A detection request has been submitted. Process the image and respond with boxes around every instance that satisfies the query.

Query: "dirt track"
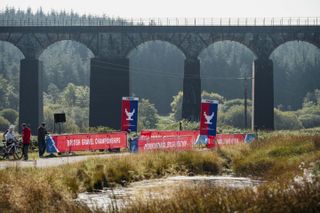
[0,152,130,169]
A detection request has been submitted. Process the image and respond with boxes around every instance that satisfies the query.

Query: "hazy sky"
[1,0,320,18]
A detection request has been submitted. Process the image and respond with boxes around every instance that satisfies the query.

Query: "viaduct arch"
[0,25,319,131]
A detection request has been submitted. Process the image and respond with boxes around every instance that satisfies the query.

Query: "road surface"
[0,152,130,169]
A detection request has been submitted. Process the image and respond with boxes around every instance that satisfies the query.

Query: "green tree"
[0,108,18,124]
[303,89,320,106]
[170,91,226,121]
[170,91,183,120]
[62,83,77,106]
[138,99,159,130]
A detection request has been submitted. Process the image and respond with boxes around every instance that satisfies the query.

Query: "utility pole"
[244,76,248,129]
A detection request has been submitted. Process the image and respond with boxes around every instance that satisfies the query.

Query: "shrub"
[157,118,199,130]
[0,115,10,132]
[88,126,115,133]
[274,109,303,130]
[201,91,226,104]
[298,114,320,129]
[0,108,18,124]
[222,98,252,112]
[222,105,252,129]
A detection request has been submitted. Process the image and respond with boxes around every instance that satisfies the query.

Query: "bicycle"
[0,139,23,160]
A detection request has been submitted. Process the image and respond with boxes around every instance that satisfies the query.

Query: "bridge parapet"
[0,17,319,27]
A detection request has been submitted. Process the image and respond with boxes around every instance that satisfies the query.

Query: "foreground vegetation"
[0,131,320,212]
[121,130,320,213]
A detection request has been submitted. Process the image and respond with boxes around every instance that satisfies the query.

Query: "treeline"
[0,7,125,25]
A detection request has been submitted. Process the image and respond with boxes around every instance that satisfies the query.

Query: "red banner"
[138,130,198,151]
[52,132,127,153]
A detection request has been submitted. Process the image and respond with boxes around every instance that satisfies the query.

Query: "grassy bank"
[220,132,320,180]
[0,131,320,212]
[122,176,320,213]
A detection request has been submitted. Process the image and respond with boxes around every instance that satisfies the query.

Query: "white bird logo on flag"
[203,111,214,124]
[125,108,135,121]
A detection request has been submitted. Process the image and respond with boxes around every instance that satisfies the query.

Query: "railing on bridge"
[0,17,319,27]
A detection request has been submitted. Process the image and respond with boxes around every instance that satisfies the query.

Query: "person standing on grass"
[21,123,31,161]
[37,122,48,157]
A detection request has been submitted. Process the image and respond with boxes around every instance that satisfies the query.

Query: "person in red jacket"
[21,123,31,161]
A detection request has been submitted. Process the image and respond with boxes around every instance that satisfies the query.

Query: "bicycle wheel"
[0,147,6,160]
[14,145,23,160]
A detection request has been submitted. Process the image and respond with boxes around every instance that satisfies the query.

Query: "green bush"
[222,98,252,113]
[222,105,252,129]
[0,116,10,132]
[0,108,18,124]
[299,114,320,128]
[88,126,115,133]
[274,109,303,130]
[157,117,199,130]
[201,91,226,104]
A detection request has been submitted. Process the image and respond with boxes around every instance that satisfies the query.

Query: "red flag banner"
[200,99,219,136]
[138,130,198,151]
[51,132,127,153]
[121,97,139,132]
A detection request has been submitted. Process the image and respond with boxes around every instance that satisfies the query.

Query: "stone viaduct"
[0,23,319,132]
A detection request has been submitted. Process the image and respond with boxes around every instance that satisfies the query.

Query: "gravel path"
[0,152,130,169]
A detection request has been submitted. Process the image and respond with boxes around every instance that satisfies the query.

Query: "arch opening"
[128,40,186,118]
[271,41,320,110]
[39,40,94,132]
[198,40,256,129]
[199,41,256,98]
[0,41,24,130]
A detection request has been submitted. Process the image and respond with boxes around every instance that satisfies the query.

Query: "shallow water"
[76,175,261,211]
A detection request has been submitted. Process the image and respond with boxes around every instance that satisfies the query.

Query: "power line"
[90,59,253,80]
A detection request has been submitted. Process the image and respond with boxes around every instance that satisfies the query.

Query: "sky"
[1,0,320,18]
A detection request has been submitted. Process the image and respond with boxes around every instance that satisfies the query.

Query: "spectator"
[37,122,48,157]
[21,123,31,161]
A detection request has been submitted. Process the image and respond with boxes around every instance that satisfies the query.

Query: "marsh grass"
[232,134,320,180]
[0,151,222,212]
[120,178,320,213]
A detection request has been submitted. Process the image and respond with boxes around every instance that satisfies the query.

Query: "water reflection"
[77,175,261,211]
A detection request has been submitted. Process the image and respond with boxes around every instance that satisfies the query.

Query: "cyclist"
[4,125,17,146]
